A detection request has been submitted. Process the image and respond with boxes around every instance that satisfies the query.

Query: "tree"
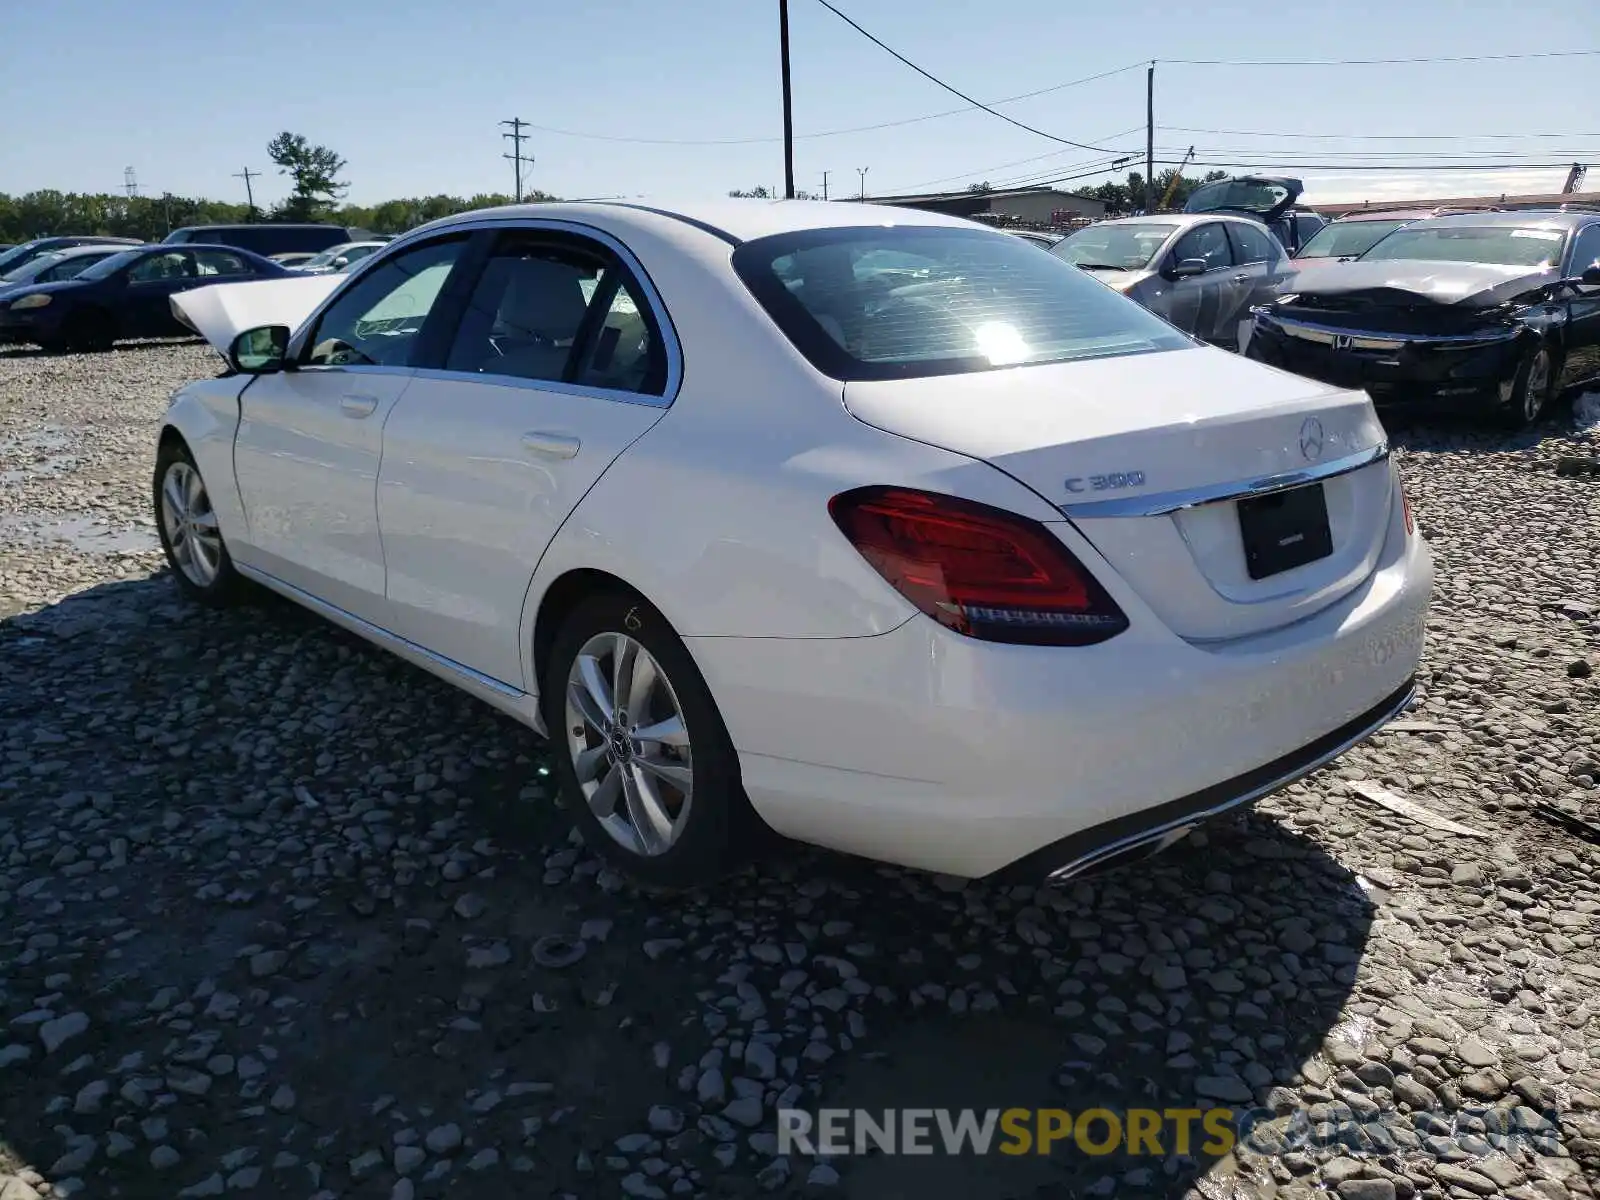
[267,132,348,221]
[728,186,772,199]
[966,181,993,194]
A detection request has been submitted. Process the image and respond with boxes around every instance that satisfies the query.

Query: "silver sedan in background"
[1051,213,1292,350]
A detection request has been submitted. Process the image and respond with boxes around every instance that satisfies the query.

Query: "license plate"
[1237,483,1333,580]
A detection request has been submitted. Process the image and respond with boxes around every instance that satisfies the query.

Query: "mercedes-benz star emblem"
[1299,417,1325,461]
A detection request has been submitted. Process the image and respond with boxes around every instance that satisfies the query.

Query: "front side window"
[1169,223,1232,272]
[128,252,194,282]
[1051,222,1178,271]
[1297,219,1410,260]
[1565,225,1600,275]
[304,238,465,368]
[1225,221,1278,265]
[194,250,250,277]
[1362,225,1566,268]
[733,225,1190,382]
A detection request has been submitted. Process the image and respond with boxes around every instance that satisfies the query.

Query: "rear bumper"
[988,677,1413,882]
[686,501,1432,879]
[1249,313,1525,408]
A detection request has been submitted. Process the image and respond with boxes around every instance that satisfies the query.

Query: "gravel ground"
[1,341,1597,1200]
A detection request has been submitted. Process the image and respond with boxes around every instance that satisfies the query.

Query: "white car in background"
[157,200,1431,887]
[291,240,387,274]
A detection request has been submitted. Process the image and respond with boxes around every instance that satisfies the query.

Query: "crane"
[1160,146,1196,210]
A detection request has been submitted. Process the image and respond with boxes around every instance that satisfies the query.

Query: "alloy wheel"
[1523,349,1550,423]
[564,631,694,857]
[159,461,223,588]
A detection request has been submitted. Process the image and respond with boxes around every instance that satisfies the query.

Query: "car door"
[231,234,472,622]
[1159,222,1234,340]
[124,250,200,336]
[376,226,674,687]
[1221,221,1286,351]
[1558,222,1600,392]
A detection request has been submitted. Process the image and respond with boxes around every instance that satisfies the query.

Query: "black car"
[0,244,292,352]
[0,236,143,278]
[1247,211,1600,426]
[164,224,356,256]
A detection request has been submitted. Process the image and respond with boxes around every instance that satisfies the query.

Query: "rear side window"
[194,249,251,277]
[1226,221,1279,265]
[733,226,1188,382]
[444,234,666,395]
[1169,223,1232,271]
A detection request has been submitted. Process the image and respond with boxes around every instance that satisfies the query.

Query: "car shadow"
[1,574,1372,1199]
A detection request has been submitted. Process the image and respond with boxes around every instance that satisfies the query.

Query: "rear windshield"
[1361,225,1566,268]
[1297,219,1410,260]
[732,226,1190,381]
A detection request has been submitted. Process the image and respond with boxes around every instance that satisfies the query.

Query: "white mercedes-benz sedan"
[155,199,1432,887]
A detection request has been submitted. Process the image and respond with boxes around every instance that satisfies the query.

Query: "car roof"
[1077,213,1254,232]
[42,244,129,258]
[1413,210,1596,232]
[418,198,984,246]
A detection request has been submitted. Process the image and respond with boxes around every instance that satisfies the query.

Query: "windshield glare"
[732,226,1191,382]
[76,250,143,280]
[1052,223,1178,270]
[0,242,47,273]
[1297,220,1410,259]
[1,252,66,283]
[1361,226,1566,268]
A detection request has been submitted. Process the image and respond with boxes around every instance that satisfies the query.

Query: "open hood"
[171,274,343,355]
[1184,175,1304,223]
[1280,259,1557,308]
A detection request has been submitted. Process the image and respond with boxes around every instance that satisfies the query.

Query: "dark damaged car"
[1246,212,1600,426]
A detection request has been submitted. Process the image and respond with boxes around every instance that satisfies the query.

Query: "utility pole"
[779,0,796,199]
[123,167,138,198]
[233,166,261,217]
[500,118,535,202]
[820,171,829,201]
[1144,62,1155,214]
[857,167,869,200]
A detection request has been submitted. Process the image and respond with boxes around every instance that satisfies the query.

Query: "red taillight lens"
[828,486,1128,646]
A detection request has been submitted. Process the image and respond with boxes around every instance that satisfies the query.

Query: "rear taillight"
[828,486,1128,646]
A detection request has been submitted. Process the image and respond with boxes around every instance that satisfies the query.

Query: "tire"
[64,309,115,352]
[153,440,245,607]
[1499,343,1554,429]
[542,589,763,888]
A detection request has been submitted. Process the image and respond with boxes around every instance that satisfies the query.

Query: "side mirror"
[1580,264,1600,286]
[1165,257,1209,280]
[229,325,290,374]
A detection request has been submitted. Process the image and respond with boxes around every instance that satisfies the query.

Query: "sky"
[3,0,1597,211]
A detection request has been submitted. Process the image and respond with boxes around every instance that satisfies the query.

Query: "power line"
[520,61,1145,148]
[1160,49,1600,66]
[886,126,1146,192]
[1162,124,1600,141]
[810,0,1126,152]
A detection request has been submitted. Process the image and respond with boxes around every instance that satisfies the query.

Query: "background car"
[1248,210,1600,425]
[0,244,291,352]
[1291,207,1495,261]
[268,251,321,268]
[1005,229,1062,250]
[0,244,130,294]
[0,235,142,278]
[156,199,1429,888]
[1052,212,1291,348]
[163,224,356,257]
[290,240,387,273]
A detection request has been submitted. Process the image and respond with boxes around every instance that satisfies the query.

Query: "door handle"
[1232,273,1251,283]
[521,431,581,460]
[340,394,379,418]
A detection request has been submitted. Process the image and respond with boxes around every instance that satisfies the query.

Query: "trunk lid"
[843,345,1393,641]
[1184,175,1304,223]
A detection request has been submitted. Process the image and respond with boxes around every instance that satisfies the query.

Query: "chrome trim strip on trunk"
[1057,441,1390,518]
